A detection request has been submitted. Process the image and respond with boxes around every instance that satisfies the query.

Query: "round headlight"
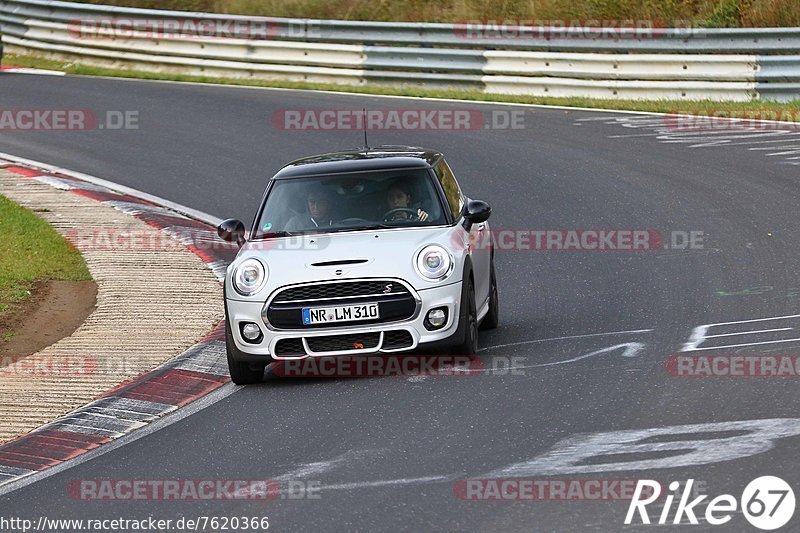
[415,245,452,280]
[233,258,267,296]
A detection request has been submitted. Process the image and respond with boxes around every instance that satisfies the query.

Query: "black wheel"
[225,317,266,385]
[480,261,499,330]
[455,281,479,355]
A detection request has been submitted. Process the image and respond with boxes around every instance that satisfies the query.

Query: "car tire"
[480,261,499,330]
[225,317,266,385]
[455,281,479,355]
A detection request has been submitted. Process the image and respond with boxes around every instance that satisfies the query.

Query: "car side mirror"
[217,218,246,247]
[464,200,491,226]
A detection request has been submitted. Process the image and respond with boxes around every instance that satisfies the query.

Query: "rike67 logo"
[626,476,795,530]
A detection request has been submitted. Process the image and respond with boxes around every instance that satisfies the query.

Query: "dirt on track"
[0,280,97,361]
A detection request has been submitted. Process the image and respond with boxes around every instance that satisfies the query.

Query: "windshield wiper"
[257,231,296,238]
[327,224,394,233]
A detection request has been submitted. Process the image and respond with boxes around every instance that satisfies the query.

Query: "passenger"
[285,189,335,231]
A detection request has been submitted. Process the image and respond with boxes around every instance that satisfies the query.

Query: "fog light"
[425,308,448,330]
[242,323,262,342]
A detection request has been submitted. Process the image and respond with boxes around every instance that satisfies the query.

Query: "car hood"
[228,225,468,300]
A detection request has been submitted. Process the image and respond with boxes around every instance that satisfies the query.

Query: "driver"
[285,189,335,231]
[385,181,429,222]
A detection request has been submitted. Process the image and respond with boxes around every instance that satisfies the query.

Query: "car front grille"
[265,279,417,330]
[382,330,414,350]
[306,333,381,353]
[274,338,305,357]
[271,330,414,358]
[273,280,410,303]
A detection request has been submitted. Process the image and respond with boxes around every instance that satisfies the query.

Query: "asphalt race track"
[2,73,800,531]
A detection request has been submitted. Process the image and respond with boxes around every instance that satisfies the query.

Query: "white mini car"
[217,146,498,383]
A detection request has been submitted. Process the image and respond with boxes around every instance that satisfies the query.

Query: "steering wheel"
[382,208,419,222]
[334,217,370,226]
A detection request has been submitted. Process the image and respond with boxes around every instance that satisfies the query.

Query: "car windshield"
[253,169,446,238]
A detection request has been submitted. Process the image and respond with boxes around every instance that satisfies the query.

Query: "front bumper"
[226,281,463,360]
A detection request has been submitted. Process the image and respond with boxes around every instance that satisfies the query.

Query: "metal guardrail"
[1,0,798,101]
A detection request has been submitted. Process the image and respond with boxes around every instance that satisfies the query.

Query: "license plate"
[302,303,380,325]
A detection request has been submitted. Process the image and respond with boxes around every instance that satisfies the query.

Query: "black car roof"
[273,146,444,179]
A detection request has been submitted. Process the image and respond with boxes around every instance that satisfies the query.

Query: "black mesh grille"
[274,281,409,303]
[383,330,414,350]
[274,338,306,357]
[267,280,417,330]
[307,333,381,353]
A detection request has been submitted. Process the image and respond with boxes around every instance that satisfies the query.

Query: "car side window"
[434,160,465,221]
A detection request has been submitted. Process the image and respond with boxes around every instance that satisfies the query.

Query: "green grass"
[7,53,800,121]
[64,0,800,27]
[0,194,92,320]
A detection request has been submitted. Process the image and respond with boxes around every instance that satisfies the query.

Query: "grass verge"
[0,194,92,319]
[6,53,800,121]
[63,0,800,27]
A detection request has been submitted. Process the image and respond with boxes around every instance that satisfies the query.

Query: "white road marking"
[683,314,800,351]
[479,329,652,352]
[0,465,35,482]
[699,313,800,327]
[750,144,800,151]
[608,133,664,139]
[704,327,793,338]
[514,342,645,369]
[690,337,800,351]
[462,343,646,374]
[272,450,384,481]
[487,418,800,477]
[228,451,438,497]
[767,149,800,156]
[586,116,800,165]
[316,476,450,492]
[0,67,65,76]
